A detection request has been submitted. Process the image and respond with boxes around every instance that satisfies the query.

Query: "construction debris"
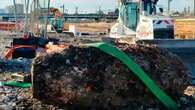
[11,73,26,82]
[0,58,32,73]
[185,86,195,98]
[32,43,192,109]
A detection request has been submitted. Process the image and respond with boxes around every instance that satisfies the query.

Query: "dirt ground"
[72,19,195,39]
[72,22,115,34]
[175,19,195,39]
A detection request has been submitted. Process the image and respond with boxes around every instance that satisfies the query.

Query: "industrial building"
[6,4,24,14]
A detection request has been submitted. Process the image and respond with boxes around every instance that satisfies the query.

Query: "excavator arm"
[48,7,64,19]
[48,7,65,33]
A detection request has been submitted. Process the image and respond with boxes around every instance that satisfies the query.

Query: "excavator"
[110,0,174,39]
[109,0,195,84]
[48,7,64,33]
[48,7,69,33]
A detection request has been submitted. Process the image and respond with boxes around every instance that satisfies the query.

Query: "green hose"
[0,81,31,88]
[84,42,178,110]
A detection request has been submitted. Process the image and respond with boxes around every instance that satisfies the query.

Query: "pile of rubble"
[32,43,194,109]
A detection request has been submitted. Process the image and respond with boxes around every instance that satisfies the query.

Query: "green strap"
[84,42,177,110]
[0,81,31,88]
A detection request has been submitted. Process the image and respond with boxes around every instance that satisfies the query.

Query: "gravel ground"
[0,73,59,110]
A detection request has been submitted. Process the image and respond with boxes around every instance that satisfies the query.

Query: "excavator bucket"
[137,39,195,85]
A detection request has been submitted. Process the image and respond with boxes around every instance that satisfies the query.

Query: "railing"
[0,13,118,19]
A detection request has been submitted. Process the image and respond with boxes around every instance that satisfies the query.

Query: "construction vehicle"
[46,7,75,38]
[109,0,195,84]
[110,0,174,39]
[48,7,69,33]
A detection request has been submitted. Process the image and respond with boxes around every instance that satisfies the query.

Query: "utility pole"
[44,0,50,38]
[168,0,172,14]
[62,4,65,14]
[24,0,30,34]
[194,0,195,16]
[98,6,101,15]
[75,6,79,23]
[33,0,40,35]
[13,0,18,36]
[31,0,38,33]
[75,6,78,15]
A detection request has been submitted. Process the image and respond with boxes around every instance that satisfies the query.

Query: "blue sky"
[0,0,194,13]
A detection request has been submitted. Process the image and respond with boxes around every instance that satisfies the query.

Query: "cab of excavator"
[124,0,153,31]
[124,1,139,31]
